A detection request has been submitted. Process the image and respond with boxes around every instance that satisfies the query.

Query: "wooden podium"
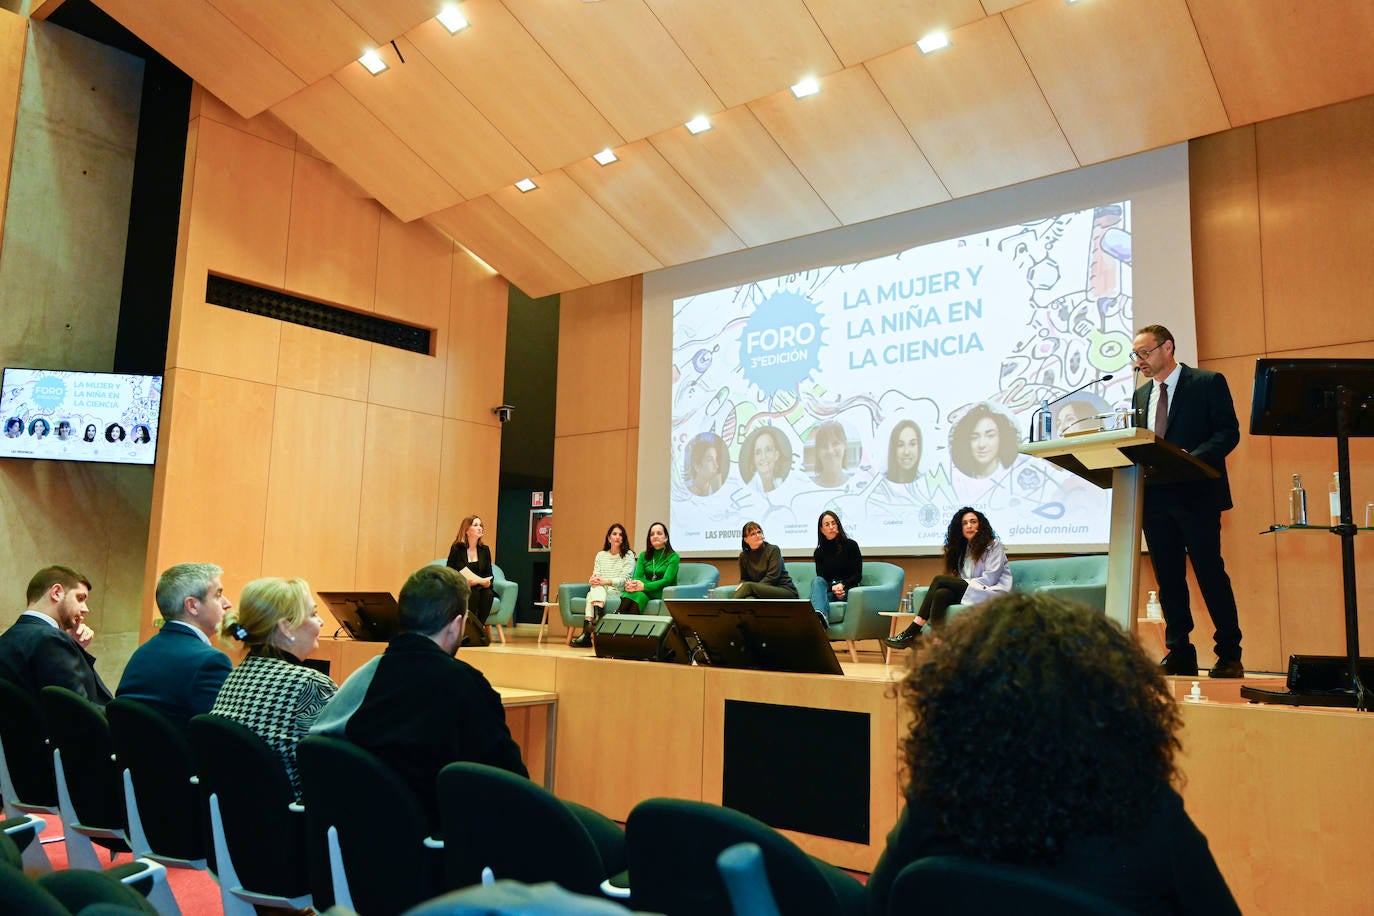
[1020,427,1219,629]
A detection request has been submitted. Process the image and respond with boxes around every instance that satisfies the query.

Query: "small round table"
[533,601,557,644]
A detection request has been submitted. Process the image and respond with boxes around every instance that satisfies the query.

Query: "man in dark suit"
[116,562,234,731]
[1131,324,1244,678]
[0,566,113,705]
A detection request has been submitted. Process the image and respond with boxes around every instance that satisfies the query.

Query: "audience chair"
[886,855,1136,915]
[188,714,312,916]
[624,797,863,916]
[1,827,157,915]
[436,762,625,897]
[107,699,208,870]
[39,687,132,869]
[0,678,60,820]
[1,812,51,874]
[717,842,781,916]
[296,736,444,916]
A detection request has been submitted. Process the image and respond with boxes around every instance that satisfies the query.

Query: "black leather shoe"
[1209,659,1244,679]
[570,627,593,649]
[884,627,921,650]
[1159,651,1199,676]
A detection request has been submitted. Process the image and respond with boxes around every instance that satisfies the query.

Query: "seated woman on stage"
[618,522,679,614]
[212,577,335,801]
[447,514,495,646]
[810,510,862,629]
[732,521,798,599]
[885,506,1010,650]
[867,594,1239,916]
[571,523,637,648]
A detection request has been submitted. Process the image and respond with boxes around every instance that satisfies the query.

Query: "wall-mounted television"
[1,368,163,466]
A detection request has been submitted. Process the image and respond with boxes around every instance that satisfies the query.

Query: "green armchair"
[429,559,517,644]
[944,555,1108,625]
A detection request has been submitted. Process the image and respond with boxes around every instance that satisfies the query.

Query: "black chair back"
[887,855,1137,915]
[625,797,861,916]
[38,687,129,847]
[436,761,609,896]
[0,678,58,810]
[106,698,205,863]
[187,713,310,899]
[296,735,443,916]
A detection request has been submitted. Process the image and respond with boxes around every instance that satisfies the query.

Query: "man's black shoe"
[1209,659,1245,679]
[1159,651,1199,676]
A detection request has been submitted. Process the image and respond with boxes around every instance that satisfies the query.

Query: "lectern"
[1020,427,1219,631]
[1245,358,1373,711]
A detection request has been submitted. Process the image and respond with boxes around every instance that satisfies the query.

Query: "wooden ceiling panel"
[203,0,371,85]
[806,0,986,67]
[1187,0,1374,128]
[749,66,948,226]
[644,0,842,108]
[92,0,303,117]
[500,0,723,141]
[405,4,623,175]
[978,0,1033,13]
[489,170,663,285]
[333,36,533,199]
[329,0,438,45]
[426,197,589,299]
[1004,0,1229,165]
[271,76,463,222]
[649,106,840,247]
[565,139,746,267]
[866,16,1078,199]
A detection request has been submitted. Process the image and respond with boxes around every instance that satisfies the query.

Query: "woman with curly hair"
[885,506,1010,650]
[867,594,1238,915]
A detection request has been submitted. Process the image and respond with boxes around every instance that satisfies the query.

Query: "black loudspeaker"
[1287,654,1374,691]
[593,614,689,663]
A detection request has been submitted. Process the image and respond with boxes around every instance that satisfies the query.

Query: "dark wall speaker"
[593,614,689,663]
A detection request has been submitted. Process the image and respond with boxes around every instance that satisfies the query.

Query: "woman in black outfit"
[731,521,797,599]
[809,510,862,630]
[446,514,495,646]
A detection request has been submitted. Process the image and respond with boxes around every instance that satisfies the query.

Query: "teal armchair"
[645,562,720,615]
[944,555,1108,624]
[429,559,518,644]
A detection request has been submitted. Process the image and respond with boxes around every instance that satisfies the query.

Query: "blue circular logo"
[33,375,66,409]
[738,292,823,395]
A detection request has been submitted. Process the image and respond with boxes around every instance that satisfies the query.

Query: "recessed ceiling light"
[685,115,712,135]
[790,77,820,99]
[358,50,388,75]
[916,32,950,54]
[593,148,618,166]
[514,178,537,192]
[436,5,468,33]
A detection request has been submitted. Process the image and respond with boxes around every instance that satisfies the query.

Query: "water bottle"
[1289,474,1308,526]
[1145,590,1162,620]
[1329,471,1341,525]
[1034,399,1053,442]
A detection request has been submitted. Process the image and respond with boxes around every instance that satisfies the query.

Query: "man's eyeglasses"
[1131,341,1166,362]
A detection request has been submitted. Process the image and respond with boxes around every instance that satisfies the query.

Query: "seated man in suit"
[116,562,234,731]
[0,566,113,705]
[312,564,527,825]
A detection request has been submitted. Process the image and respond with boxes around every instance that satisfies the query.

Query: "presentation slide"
[1,368,163,466]
[668,202,1135,553]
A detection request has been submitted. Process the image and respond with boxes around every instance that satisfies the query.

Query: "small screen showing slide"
[1,368,163,466]
[669,202,1135,553]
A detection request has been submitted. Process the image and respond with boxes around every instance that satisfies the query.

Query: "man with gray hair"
[116,562,234,731]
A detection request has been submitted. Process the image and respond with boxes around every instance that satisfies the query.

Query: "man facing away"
[116,562,234,731]
[0,566,113,705]
[1131,323,1244,678]
[311,564,527,827]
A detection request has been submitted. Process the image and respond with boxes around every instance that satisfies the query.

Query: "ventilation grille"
[206,274,432,355]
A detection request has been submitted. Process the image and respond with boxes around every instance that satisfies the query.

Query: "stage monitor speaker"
[1288,654,1374,692]
[593,614,689,663]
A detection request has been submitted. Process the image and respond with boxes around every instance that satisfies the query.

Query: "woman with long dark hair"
[618,522,679,614]
[571,523,637,648]
[447,514,495,646]
[731,521,797,599]
[885,506,1010,650]
[810,510,862,629]
[868,594,1238,915]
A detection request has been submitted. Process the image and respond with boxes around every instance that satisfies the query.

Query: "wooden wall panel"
[191,84,298,149]
[444,251,509,423]
[283,152,382,310]
[435,418,502,559]
[275,322,372,400]
[260,387,367,585]
[354,404,445,590]
[549,429,632,590]
[1189,127,1265,361]
[555,279,637,437]
[1255,94,1374,352]
[144,368,276,637]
